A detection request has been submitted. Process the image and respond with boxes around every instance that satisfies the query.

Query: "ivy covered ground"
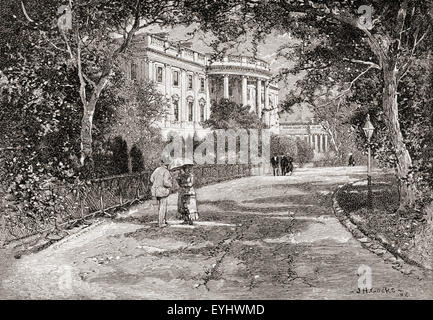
[337,176,433,270]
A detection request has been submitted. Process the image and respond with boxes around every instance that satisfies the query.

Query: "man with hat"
[150,155,173,228]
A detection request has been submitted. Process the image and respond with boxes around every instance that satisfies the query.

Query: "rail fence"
[1,163,259,246]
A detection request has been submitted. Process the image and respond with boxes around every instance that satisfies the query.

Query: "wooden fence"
[1,163,259,246]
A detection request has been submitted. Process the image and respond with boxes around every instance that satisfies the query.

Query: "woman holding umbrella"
[170,159,199,225]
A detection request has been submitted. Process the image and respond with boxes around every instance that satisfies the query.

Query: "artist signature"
[354,287,410,297]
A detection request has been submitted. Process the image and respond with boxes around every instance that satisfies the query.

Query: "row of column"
[148,59,210,123]
[222,74,270,124]
[310,134,329,153]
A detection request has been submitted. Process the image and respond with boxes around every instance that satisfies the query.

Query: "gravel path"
[1,166,432,299]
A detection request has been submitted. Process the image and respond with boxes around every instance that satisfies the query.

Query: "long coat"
[176,170,199,220]
[150,166,172,198]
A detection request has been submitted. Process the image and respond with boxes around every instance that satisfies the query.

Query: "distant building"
[279,103,331,156]
[123,33,279,138]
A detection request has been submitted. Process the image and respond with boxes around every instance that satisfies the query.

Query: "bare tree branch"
[319,65,376,108]
[343,58,381,69]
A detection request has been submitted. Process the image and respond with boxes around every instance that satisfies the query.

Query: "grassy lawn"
[337,175,425,255]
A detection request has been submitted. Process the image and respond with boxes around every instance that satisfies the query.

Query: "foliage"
[295,139,314,166]
[338,175,431,269]
[270,134,297,157]
[193,0,433,208]
[107,77,169,172]
[0,0,181,231]
[205,98,264,130]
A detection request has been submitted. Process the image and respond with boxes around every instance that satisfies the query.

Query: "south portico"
[207,56,279,133]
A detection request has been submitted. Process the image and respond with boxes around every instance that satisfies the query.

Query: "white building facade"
[124,33,280,138]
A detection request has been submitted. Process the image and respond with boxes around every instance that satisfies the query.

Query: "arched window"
[187,74,193,90]
[172,70,179,87]
[156,65,163,83]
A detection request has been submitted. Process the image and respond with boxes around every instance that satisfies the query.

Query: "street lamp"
[363,114,375,209]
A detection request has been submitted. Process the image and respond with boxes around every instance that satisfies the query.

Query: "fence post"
[137,176,141,199]
[99,181,104,213]
[79,186,85,218]
[119,178,123,205]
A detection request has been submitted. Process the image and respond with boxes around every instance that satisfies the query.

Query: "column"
[148,60,153,80]
[325,135,328,152]
[314,135,319,153]
[165,65,172,121]
[181,69,187,122]
[319,135,324,153]
[256,78,262,117]
[242,76,248,106]
[223,74,229,99]
[264,81,270,125]
[193,72,199,123]
[205,76,211,120]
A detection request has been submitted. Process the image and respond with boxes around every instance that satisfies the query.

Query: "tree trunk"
[382,62,417,208]
[127,145,133,174]
[80,101,95,165]
[79,78,108,166]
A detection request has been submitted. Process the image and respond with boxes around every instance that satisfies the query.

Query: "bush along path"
[333,179,433,279]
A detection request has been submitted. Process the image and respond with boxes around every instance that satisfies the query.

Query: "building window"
[187,74,193,90]
[188,101,193,122]
[200,101,205,122]
[200,78,205,92]
[131,62,137,80]
[173,99,179,121]
[172,70,179,87]
[156,66,163,83]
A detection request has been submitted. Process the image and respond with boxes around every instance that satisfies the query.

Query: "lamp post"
[363,114,375,210]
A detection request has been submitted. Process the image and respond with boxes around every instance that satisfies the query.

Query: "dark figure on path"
[348,153,355,167]
[281,155,289,176]
[271,155,279,176]
[287,156,294,175]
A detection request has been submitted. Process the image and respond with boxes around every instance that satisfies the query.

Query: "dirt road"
[1,167,432,299]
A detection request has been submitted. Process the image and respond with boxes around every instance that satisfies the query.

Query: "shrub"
[270,135,297,157]
[296,139,314,166]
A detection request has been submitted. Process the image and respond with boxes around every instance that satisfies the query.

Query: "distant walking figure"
[287,156,294,175]
[281,155,289,176]
[150,158,173,228]
[348,153,356,167]
[271,155,279,176]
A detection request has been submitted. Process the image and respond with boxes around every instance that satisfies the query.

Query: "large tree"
[229,0,433,208]
[6,0,191,165]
